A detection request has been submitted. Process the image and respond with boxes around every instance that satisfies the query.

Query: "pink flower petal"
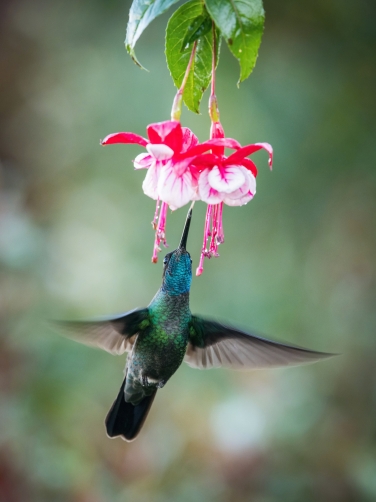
[198,170,224,205]
[101,132,148,146]
[191,153,218,171]
[147,120,183,154]
[210,121,225,156]
[207,165,245,194]
[157,162,195,210]
[146,143,174,161]
[134,153,153,169]
[169,158,193,177]
[210,121,225,139]
[181,127,199,152]
[223,193,253,206]
[241,158,258,177]
[223,168,256,206]
[142,162,160,200]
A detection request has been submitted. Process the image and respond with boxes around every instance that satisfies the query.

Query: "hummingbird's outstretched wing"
[52,308,149,356]
[185,316,336,370]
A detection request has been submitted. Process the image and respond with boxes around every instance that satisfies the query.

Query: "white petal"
[224,192,254,206]
[192,188,201,201]
[181,127,199,152]
[157,162,195,210]
[226,167,255,199]
[146,143,174,161]
[142,163,160,200]
[208,165,245,194]
[134,153,153,169]
[223,168,256,206]
[198,169,224,205]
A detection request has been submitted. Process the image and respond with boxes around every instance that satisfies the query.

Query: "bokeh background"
[1,0,375,500]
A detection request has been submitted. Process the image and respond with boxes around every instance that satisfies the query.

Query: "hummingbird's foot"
[140,374,166,389]
[141,374,149,387]
[141,374,160,388]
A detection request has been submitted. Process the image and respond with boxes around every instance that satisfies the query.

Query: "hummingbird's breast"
[129,291,191,384]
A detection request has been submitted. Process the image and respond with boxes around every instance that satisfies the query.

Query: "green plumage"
[125,288,191,404]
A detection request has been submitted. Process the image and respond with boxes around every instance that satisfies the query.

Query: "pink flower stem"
[209,22,220,123]
[152,201,169,263]
[171,41,198,121]
[211,21,216,97]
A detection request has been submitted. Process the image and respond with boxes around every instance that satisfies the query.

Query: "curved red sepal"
[241,158,258,177]
[147,121,183,153]
[101,132,148,147]
[181,137,242,159]
[190,153,218,174]
[226,142,273,169]
[204,137,242,150]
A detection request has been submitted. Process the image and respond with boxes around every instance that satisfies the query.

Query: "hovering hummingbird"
[56,209,334,442]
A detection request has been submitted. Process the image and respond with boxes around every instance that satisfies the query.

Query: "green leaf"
[181,13,212,51]
[204,0,264,83]
[125,0,180,68]
[166,0,220,114]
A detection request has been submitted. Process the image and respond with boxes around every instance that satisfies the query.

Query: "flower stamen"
[152,201,169,263]
[152,199,160,230]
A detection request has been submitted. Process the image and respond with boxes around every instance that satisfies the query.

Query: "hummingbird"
[56,208,334,442]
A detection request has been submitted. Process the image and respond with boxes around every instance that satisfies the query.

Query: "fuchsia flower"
[193,121,273,275]
[102,120,198,209]
[101,36,273,274]
[101,120,238,262]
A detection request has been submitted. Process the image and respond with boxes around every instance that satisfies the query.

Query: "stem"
[211,21,216,98]
[209,22,220,123]
[171,41,198,121]
[180,41,197,95]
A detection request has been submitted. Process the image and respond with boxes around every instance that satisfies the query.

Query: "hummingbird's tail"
[105,379,157,442]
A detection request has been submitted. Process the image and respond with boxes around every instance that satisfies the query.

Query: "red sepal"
[190,153,219,174]
[101,132,148,147]
[204,137,242,150]
[147,121,183,154]
[210,121,226,156]
[241,158,258,177]
[226,142,273,169]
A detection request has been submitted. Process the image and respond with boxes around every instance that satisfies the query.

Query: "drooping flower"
[101,120,239,262]
[197,141,273,206]
[102,121,194,207]
[102,120,192,261]
[193,121,273,275]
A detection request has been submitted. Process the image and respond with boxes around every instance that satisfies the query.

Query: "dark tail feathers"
[105,379,157,441]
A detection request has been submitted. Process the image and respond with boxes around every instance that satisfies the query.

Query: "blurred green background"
[1,0,375,501]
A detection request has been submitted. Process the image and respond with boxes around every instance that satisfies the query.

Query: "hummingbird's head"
[162,209,193,296]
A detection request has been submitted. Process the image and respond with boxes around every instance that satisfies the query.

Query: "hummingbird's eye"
[163,256,169,265]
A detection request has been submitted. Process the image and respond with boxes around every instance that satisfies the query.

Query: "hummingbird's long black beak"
[179,208,192,250]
